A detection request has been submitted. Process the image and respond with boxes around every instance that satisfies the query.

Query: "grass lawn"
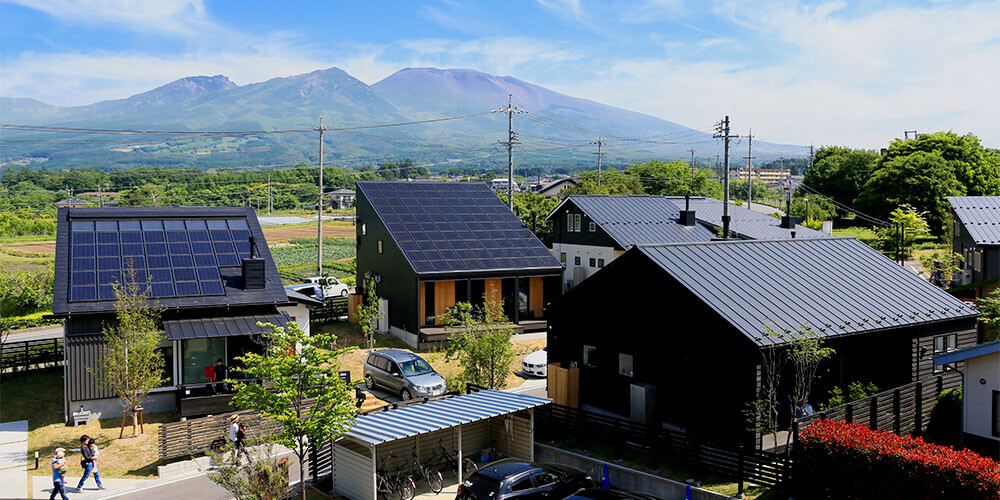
[1,369,174,484]
[316,322,546,392]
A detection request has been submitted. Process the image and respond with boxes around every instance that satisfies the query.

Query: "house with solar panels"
[546,237,979,446]
[51,207,297,421]
[354,181,564,347]
[546,195,716,290]
[947,196,1000,305]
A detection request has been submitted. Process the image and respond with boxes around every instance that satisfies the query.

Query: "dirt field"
[262,221,356,242]
[2,242,56,254]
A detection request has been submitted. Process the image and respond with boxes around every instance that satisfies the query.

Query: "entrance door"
[377,299,389,332]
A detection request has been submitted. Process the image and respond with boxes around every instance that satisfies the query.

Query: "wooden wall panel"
[529,277,544,317]
[434,281,456,319]
[419,282,426,326]
[485,279,502,307]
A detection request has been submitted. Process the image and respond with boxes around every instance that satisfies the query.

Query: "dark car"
[564,488,661,500]
[457,461,593,500]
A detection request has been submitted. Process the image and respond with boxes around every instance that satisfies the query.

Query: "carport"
[331,390,550,500]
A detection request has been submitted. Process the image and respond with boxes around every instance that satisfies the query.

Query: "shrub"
[799,419,1000,499]
[1,311,61,331]
[926,389,963,447]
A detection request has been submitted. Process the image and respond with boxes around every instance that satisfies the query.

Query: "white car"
[521,347,547,377]
[302,276,350,298]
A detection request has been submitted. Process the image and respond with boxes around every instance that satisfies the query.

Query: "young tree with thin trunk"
[440,291,515,390]
[92,269,165,438]
[230,322,357,500]
[357,275,382,352]
[744,324,788,447]
[785,325,835,453]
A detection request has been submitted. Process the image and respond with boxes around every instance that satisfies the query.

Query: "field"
[262,220,356,242]
[270,238,356,267]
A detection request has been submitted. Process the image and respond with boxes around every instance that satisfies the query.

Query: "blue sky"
[1,0,998,147]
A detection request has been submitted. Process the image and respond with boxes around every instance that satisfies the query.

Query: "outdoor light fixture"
[981,378,987,385]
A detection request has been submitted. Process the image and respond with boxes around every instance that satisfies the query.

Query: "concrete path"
[6,325,64,342]
[32,475,159,500]
[0,420,28,499]
[509,377,547,397]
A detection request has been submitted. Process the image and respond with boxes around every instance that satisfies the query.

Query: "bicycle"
[405,449,444,494]
[376,451,416,500]
[434,439,478,482]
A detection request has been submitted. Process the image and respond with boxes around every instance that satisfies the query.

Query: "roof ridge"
[636,236,848,249]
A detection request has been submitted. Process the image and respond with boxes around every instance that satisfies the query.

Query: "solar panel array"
[69,219,253,302]
[360,182,562,274]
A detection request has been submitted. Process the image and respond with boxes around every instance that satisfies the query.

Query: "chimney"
[242,236,265,290]
[679,194,697,226]
[780,185,799,229]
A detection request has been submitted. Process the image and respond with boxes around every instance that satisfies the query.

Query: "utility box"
[630,383,656,424]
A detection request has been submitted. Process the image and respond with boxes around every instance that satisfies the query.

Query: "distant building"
[734,168,791,184]
[536,178,577,198]
[489,178,520,193]
[947,196,1000,309]
[934,341,1000,459]
[327,188,356,209]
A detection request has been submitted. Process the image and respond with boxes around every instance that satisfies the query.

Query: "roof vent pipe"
[242,236,266,290]
[679,194,697,226]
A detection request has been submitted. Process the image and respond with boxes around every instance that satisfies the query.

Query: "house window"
[574,214,581,232]
[589,258,596,268]
[589,222,596,232]
[974,251,982,272]
[567,212,574,232]
[582,345,597,367]
[574,256,581,266]
[361,223,366,236]
[377,240,383,254]
[560,252,566,263]
[619,353,634,377]
[932,333,958,373]
[598,258,605,268]
[182,337,226,385]
[993,390,1000,437]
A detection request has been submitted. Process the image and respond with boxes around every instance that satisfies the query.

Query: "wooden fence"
[532,403,792,488]
[794,373,961,437]
[310,297,350,324]
[1,338,63,373]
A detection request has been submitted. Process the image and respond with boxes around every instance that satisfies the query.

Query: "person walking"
[75,434,104,491]
[50,448,69,500]
[229,414,240,447]
[87,437,101,486]
[235,422,251,463]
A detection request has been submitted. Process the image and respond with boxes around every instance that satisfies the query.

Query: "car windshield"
[466,475,501,499]
[399,358,434,376]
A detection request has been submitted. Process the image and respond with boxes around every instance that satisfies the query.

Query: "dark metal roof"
[948,196,1000,245]
[635,238,977,346]
[163,311,290,340]
[343,389,550,445]
[357,181,562,276]
[547,195,716,248]
[52,207,289,316]
[665,196,826,240]
[283,289,325,307]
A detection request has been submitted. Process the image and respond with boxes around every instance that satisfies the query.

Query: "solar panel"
[67,218,243,301]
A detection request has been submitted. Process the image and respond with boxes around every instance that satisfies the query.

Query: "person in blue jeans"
[50,447,68,500]
[76,434,104,491]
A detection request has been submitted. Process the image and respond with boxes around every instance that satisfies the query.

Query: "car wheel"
[400,388,412,401]
[341,289,349,297]
[365,375,376,390]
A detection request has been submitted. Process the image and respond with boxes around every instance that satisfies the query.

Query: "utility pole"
[493,94,522,211]
[591,135,605,187]
[315,117,328,276]
[807,144,814,174]
[97,183,104,208]
[688,148,697,170]
[714,116,737,239]
[743,130,755,210]
[267,172,272,215]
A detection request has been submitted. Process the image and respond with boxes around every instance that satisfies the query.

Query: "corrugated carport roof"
[343,390,550,446]
[163,311,290,340]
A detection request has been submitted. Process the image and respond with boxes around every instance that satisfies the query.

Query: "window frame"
[932,333,959,373]
[574,256,581,266]
[597,258,605,268]
[574,214,581,232]
[377,240,383,254]
[589,221,596,232]
[582,344,597,368]
[619,353,634,377]
[589,257,596,268]
[566,212,574,232]
[560,252,566,263]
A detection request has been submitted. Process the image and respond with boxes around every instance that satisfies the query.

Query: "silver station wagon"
[363,349,447,400]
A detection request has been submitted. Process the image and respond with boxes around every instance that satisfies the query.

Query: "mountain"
[0,66,803,170]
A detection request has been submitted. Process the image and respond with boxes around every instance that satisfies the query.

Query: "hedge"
[1,311,62,332]
[799,419,1000,499]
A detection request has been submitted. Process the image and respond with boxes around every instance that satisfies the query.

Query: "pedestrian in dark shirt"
[235,422,251,462]
[76,434,103,491]
[214,359,228,394]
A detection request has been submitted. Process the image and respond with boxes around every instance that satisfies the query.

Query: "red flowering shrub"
[798,419,1000,499]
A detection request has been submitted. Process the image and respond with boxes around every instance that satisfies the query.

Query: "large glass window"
[182,337,226,385]
[932,334,958,373]
[158,338,174,387]
[583,345,597,367]
[518,278,530,319]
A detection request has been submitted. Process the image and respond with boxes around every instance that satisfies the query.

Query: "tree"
[440,294,516,390]
[784,326,835,452]
[976,288,1000,342]
[879,204,931,259]
[744,324,787,446]
[357,274,383,352]
[208,440,289,500]
[623,160,722,197]
[919,251,964,287]
[856,151,964,235]
[230,322,357,500]
[92,269,165,437]
[563,169,643,195]
[881,132,1000,197]
[802,146,879,206]
[501,193,559,246]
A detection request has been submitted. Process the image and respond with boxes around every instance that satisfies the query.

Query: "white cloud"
[397,37,584,75]
[4,0,223,37]
[618,0,685,23]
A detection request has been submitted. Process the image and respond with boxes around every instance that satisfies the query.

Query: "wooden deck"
[420,319,547,342]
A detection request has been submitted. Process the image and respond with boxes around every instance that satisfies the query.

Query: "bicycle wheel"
[462,459,478,481]
[426,468,444,494]
[397,476,416,500]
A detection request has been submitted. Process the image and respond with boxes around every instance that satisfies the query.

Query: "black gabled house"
[947,196,1000,306]
[52,207,294,421]
[547,237,978,445]
[665,196,827,240]
[355,181,563,347]
[546,195,715,290]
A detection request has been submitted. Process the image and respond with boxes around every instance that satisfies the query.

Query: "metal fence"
[1,338,63,373]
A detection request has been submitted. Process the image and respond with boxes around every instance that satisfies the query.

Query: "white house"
[934,340,1000,459]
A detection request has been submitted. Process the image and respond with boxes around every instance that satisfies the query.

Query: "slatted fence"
[310,297,349,324]
[794,374,961,437]
[1,338,63,373]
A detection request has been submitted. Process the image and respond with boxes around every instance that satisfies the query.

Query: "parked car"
[457,460,592,500]
[564,488,660,500]
[363,349,447,400]
[302,275,350,298]
[521,347,547,377]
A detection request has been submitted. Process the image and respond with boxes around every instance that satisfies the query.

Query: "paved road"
[0,420,28,499]
[6,325,63,342]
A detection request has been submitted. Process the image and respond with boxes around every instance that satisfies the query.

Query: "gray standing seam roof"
[343,389,550,446]
[163,311,290,340]
[636,238,977,346]
[948,196,1000,245]
[547,195,716,248]
[664,197,826,240]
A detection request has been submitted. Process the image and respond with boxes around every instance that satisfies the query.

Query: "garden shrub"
[1,311,61,331]
[926,389,963,447]
[798,419,1000,499]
